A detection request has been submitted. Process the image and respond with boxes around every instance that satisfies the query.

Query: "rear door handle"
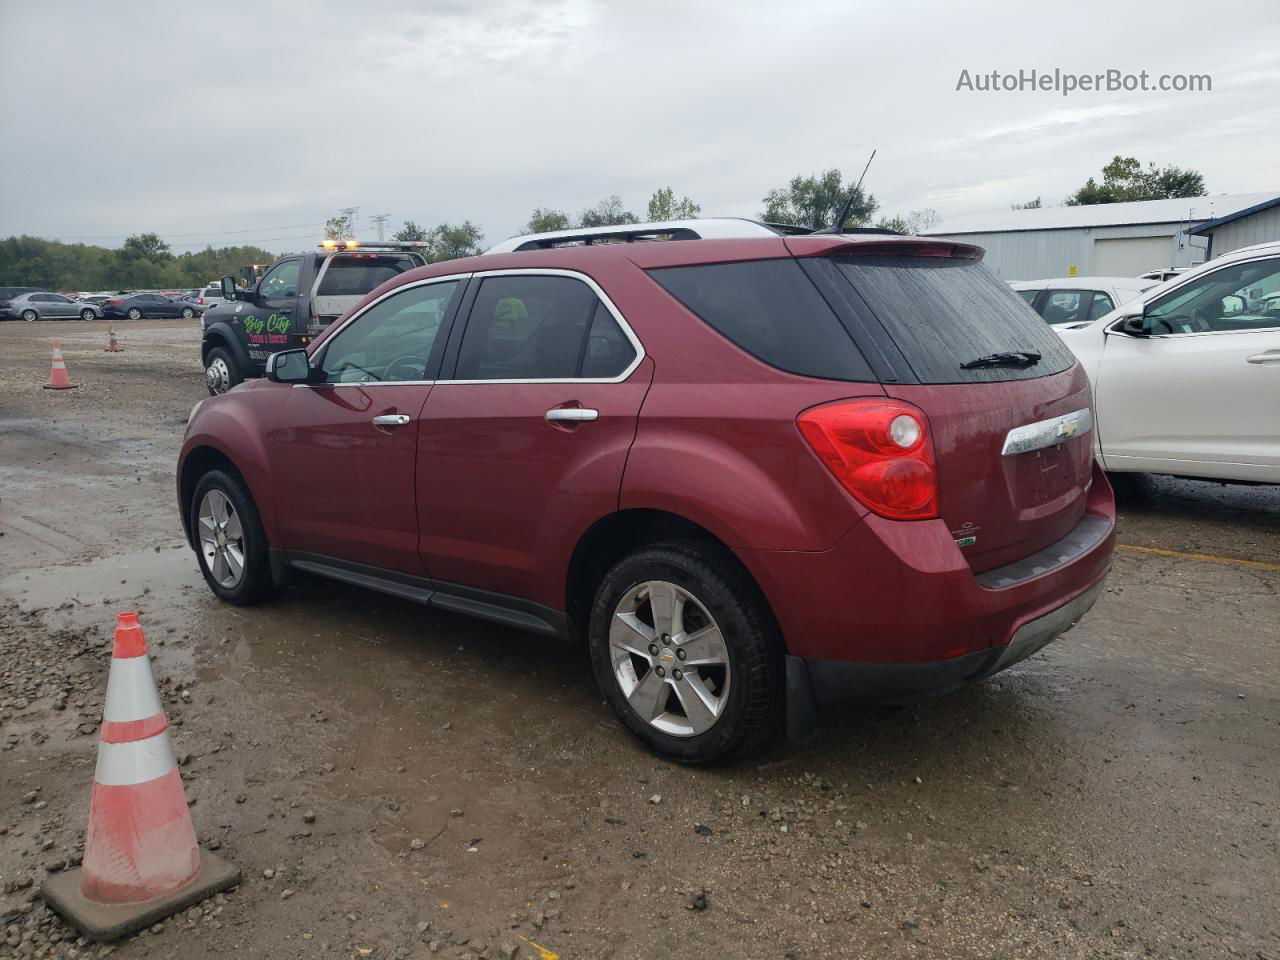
[372,414,411,427]
[1246,351,1280,365]
[545,407,599,423]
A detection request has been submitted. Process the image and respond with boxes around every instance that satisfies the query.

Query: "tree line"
[0,233,278,292]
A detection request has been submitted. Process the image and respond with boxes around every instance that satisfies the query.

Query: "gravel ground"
[1,318,1277,960]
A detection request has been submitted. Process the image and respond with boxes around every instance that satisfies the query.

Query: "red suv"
[177,220,1115,764]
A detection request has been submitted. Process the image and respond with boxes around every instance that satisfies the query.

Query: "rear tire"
[80,308,95,322]
[127,307,142,320]
[181,307,195,319]
[588,542,782,765]
[191,469,276,606]
[205,346,242,396]
[21,309,37,322]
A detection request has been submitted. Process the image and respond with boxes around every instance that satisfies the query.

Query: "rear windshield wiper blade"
[960,350,1042,370]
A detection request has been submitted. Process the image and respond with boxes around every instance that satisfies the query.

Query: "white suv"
[1057,241,1280,484]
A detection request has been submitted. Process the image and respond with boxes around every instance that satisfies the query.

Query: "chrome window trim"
[440,268,646,385]
[1002,408,1093,456]
[297,267,645,388]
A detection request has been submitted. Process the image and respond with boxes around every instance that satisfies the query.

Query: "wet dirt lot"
[1,318,1277,960]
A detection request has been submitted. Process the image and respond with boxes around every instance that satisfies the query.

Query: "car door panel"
[270,383,433,573]
[1095,329,1280,479]
[415,272,651,610]
[415,363,653,607]
[267,277,464,574]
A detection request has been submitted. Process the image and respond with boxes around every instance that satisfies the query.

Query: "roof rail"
[485,218,786,255]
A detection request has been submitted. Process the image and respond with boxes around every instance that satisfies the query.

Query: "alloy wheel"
[21,310,36,322]
[127,308,142,320]
[197,489,245,589]
[80,309,94,321]
[608,580,732,737]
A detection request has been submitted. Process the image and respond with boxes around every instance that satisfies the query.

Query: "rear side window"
[453,275,636,381]
[317,256,419,296]
[835,257,1076,383]
[648,259,874,381]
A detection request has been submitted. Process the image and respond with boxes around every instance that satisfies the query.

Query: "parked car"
[1058,240,1280,484]
[103,292,199,320]
[1010,277,1157,329]
[79,294,114,307]
[1138,267,1191,282]
[200,241,428,395]
[195,282,227,311]
[178,220,1115,763]
[0,291,102,322]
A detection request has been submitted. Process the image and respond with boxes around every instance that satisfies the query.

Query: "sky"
[1,0,1277,254]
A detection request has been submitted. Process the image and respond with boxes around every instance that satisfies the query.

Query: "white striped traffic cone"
[43,340,79,390]
[41,612,239,941]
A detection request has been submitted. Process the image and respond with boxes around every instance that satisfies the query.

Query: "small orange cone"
[104,328,123,353]
[41,613,240,941]
[43,340,79,390]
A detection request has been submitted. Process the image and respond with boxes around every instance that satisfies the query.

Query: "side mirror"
[1112,306,1147,337]
[220,276,240,302]
[266,349,312,384]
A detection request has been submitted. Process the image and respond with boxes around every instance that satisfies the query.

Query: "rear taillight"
[797,399,938,520]
[108,299,123,305]
[197,296,205,305]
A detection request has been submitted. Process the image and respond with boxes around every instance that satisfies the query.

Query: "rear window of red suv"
[834,256,1076,383]
[648,259,876,382]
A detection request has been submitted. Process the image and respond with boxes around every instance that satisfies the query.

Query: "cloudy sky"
[1,0,1276,253]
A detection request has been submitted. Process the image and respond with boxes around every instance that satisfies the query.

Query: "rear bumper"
[737,463,1116,737]
[787,575,1105,718]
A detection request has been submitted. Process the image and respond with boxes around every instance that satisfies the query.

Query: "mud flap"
[785,655,820,743]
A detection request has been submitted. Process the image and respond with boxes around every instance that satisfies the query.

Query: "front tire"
[80,308,95,322]
[127,307,142,320]
[205,346,242,396]
[588,543,782,765]
[191,469,276,606]
[21,309,37,322]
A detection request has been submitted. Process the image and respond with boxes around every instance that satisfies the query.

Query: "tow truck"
[200,239,429,395]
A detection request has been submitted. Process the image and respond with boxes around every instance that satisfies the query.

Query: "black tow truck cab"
[199,240,429,395]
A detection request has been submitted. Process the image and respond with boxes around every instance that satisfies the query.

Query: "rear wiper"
[961,351,1042,370]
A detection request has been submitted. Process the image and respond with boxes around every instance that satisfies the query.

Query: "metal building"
[922,192,1278,281]
[1188,196,1280,259]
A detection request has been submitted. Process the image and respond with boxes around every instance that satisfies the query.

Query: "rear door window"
[648,259,874,381]
[834,257,1076,383]
[317,256,420,296]
[1087,292,1115,321]
[452,275,636,381]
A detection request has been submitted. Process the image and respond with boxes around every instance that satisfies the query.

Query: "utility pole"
[371,214,391,242]
[340,206,360,239]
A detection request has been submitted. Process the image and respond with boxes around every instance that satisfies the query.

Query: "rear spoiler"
[784,235,984,261]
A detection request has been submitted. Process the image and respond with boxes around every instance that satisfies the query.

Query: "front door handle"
[372,414,411,427]
[545,407,599,423]
[1246,351,1280,365]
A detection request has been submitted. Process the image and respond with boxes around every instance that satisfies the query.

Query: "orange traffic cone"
[105,328,123,352]
[43,340,79,390]
[41,613,239,941]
